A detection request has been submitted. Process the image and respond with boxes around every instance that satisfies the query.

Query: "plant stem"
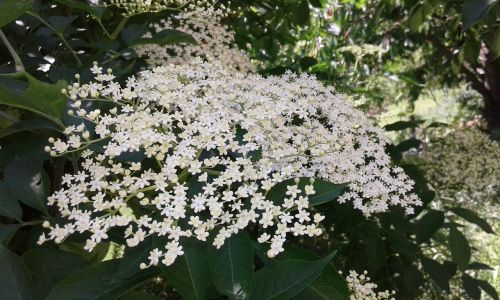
[27,11,82,67]
[0,29,25,72]
[110,16,129,40]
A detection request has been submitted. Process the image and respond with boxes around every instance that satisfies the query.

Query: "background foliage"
[0,0,499,299]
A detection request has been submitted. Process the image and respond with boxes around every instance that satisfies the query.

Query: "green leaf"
[0,245,34,300]
[462,274,481,300]
[414,209,444,244]
[54,0,105,20]
[4,157,48,214]
[421,257,456,291]
[0,74,67,127]
[208,232,253,300]
[23,248,89,300]
[409,6,423,32]
[0,224,21,246]
[250,252,336,300]
[449,227,471,271]
[118,291,163,300]
[0,0,33,28]
[155,238,210,300]
[0,181,22,221]
[299,57,318,70]
[383,120,423,131]
[281,248,348,300]
[395,138,422,153]
[449,207,495,234]
[478,279,499,300]
[462,0,494,30]
[468,262,494,270]
[292,0,310,26]
[131,29,197,46]
[266,178,346,209]
[47,246,158,300]
[0,118,61,138]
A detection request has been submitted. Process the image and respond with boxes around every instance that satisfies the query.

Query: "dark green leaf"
[209,232,253,300]
[462,274,481,300]
[395,138,421,152]
[467,262,494,270]
[414,209,444,244]
[118,291,163,300]
[0,74,67,126]
[449,207,495,234]
[478,279,499,300]
[384,120,423,131]
[462,0,493,30]
[250,252,336,300]
[0,224,21,246]
[155,238,210,300]
[281,248,348,300]
[267,178,346,209]
[54,0,105,20]
[0,181,22,221]
[299,57,317,70]
[4,157,48,214]
[0,118,61,138]
[0,0,33,28]
[23,248,89,300]
[421,257,456,291]
[47,246,158,300]
[0,245,34,300]
[293,0,310,26]
[449,226,471,271]
[131,29,197,46]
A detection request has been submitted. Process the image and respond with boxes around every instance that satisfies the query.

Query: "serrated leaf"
[250,252,336,300]
[0,181,22,221]
[131,29,197,46]
[0,0,33,28]
[0,245,34,300]
[47,246,157,300]
[449,227,471,271]
[0,73,67,127]
[450,207,495,234]
[154,238,210,300]
[209,232,253,300]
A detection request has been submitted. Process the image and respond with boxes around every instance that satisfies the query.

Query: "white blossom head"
[41,59,420,267]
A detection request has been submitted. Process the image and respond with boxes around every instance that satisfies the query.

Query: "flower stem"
[110,16,129,40]
[0,29,25,72]
[27,12,82,67]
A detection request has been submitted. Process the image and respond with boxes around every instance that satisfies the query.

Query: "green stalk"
[110,16,130,40]
[0,29,25,72]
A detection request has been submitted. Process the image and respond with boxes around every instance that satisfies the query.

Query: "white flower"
[42,60,419,268]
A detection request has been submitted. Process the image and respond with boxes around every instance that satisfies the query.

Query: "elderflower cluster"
[134,1,254,73]
[421,129,500,213]
[345,270,395,300]
[40,59,419,268]
[107,0,185,15]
